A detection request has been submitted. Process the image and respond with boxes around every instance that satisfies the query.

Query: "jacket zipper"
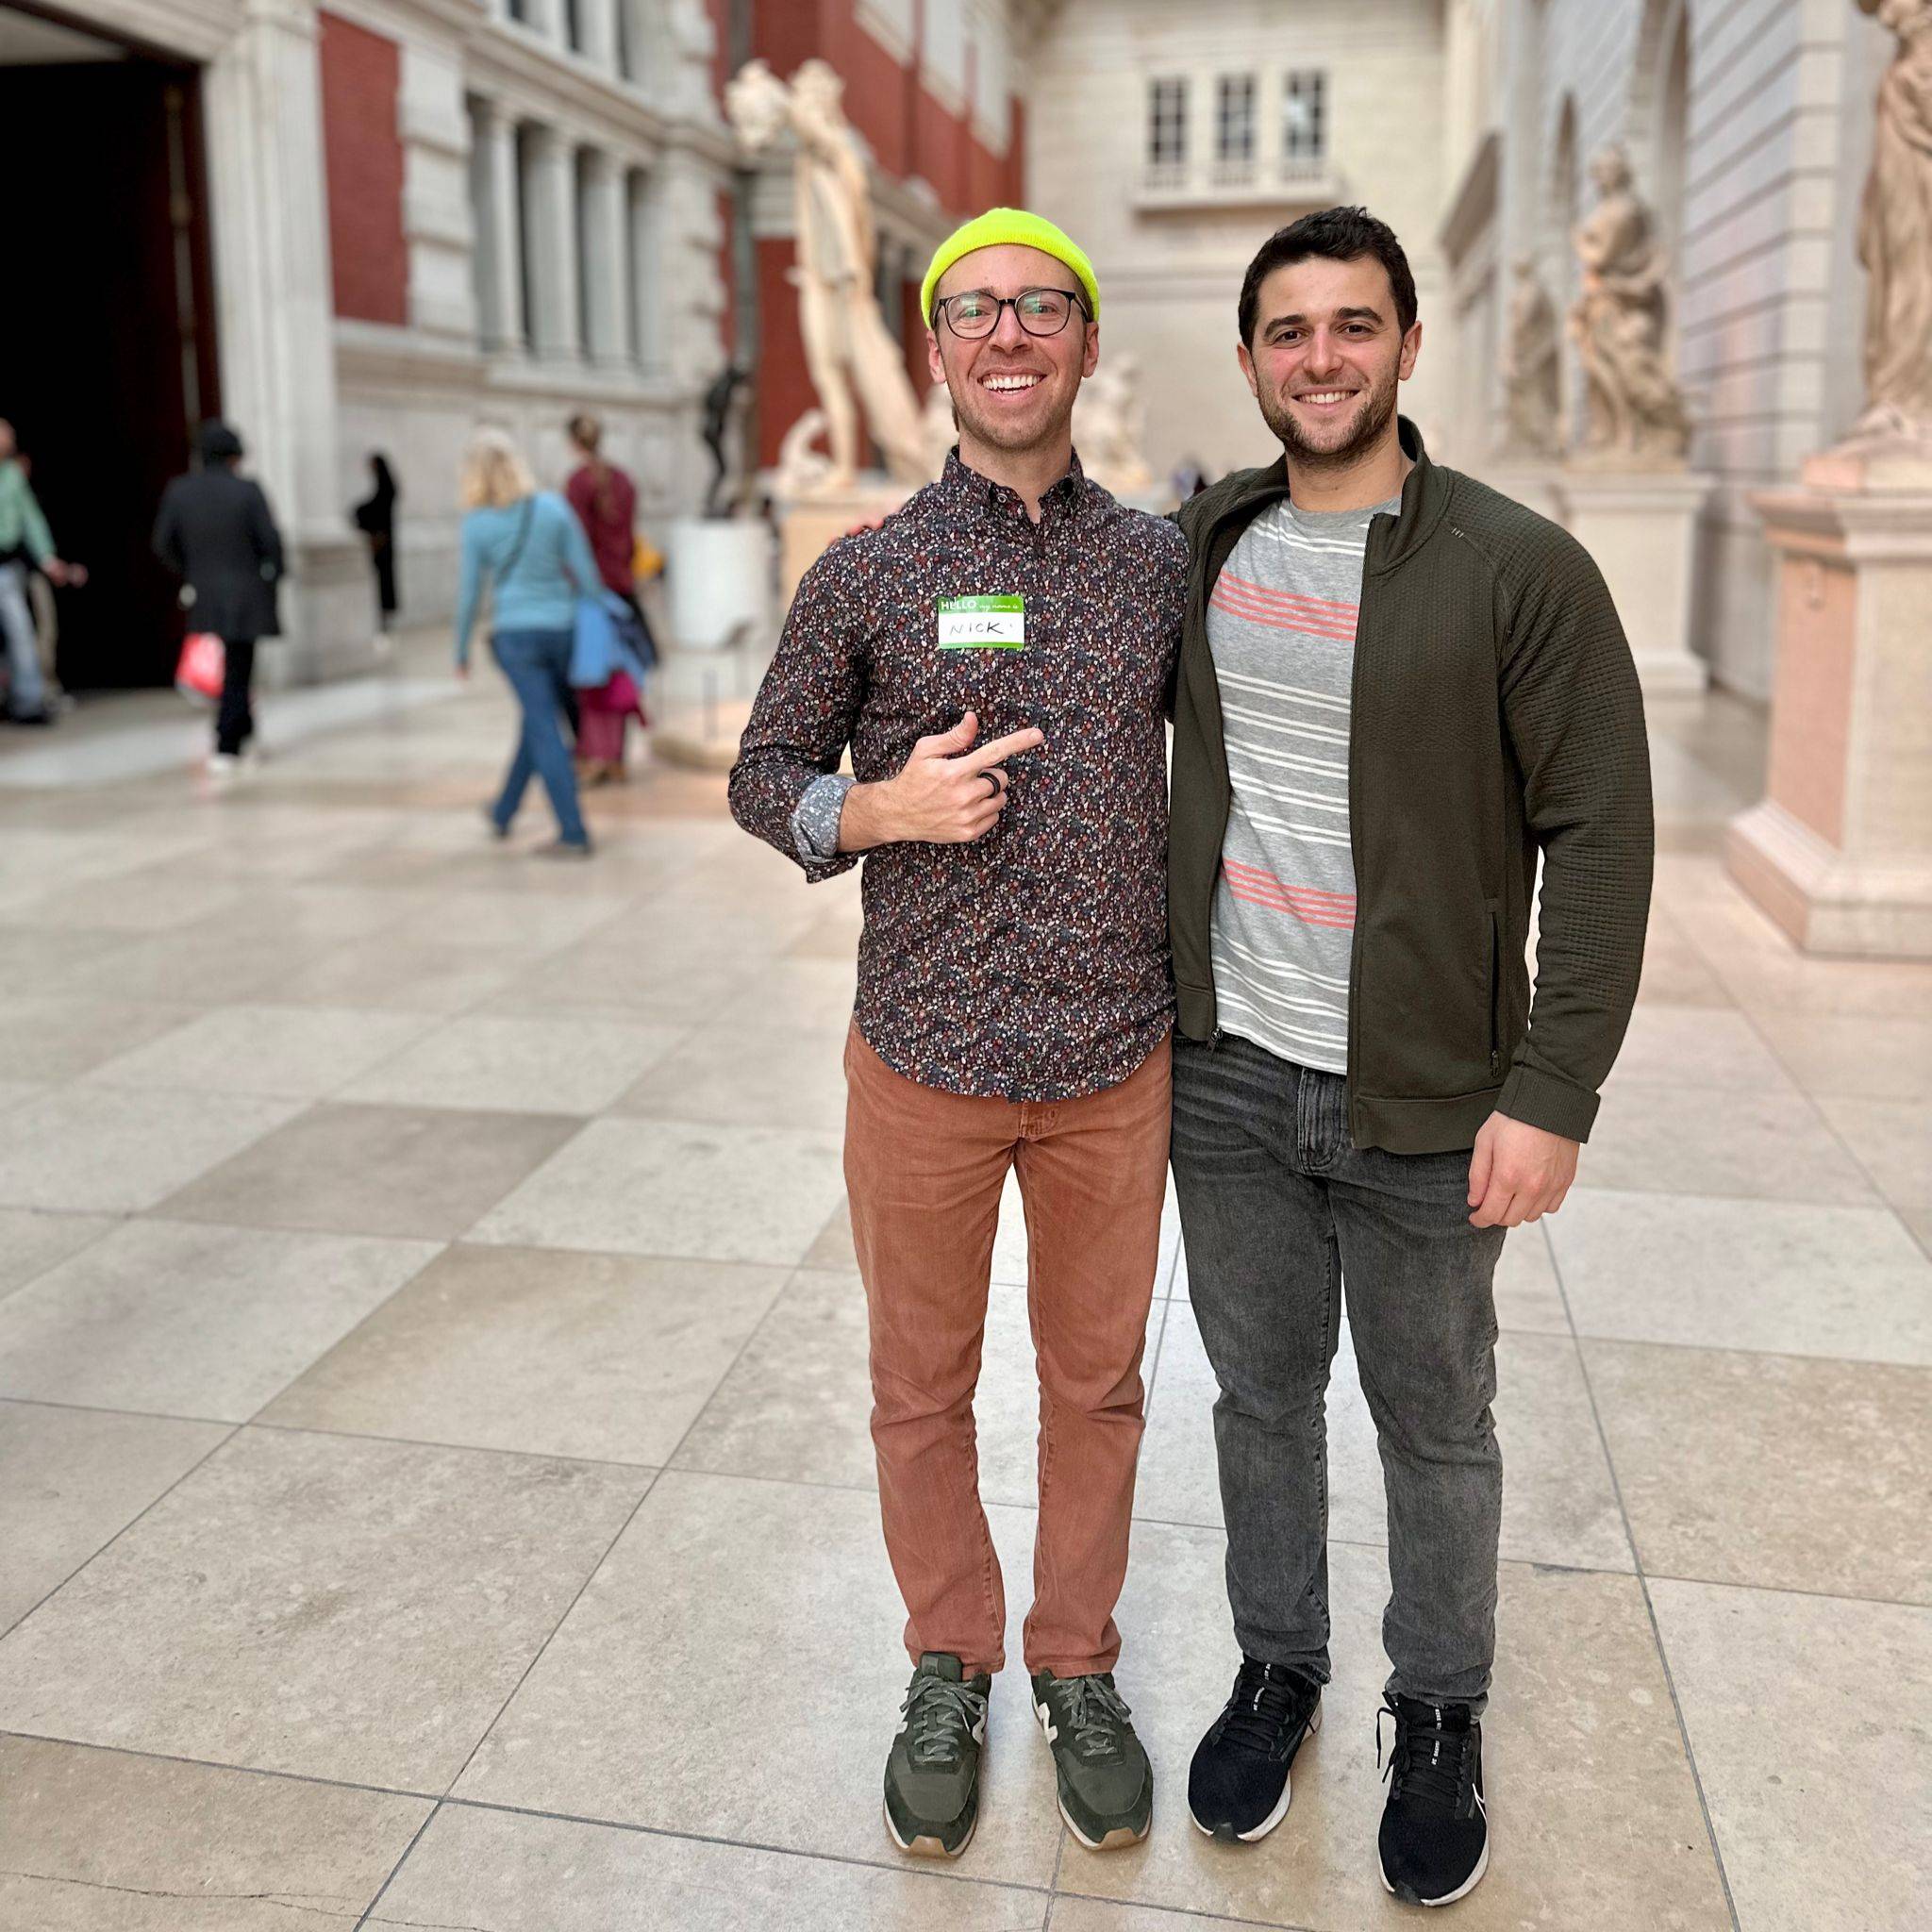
[1487,902,1504,1080]
[1345,512,1394,1140]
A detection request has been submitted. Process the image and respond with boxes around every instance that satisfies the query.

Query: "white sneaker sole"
[1379,1832,1490,1907]
[884,1796,977,1859]
[1034,1698,1152,1851]
[1187,1695,1322,1843]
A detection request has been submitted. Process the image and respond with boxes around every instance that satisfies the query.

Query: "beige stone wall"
[1024,0,1449,487]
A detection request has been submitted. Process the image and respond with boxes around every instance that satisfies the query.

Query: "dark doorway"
[0,7,219,690]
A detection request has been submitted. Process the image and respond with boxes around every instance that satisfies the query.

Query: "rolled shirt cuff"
[791,772,856,865]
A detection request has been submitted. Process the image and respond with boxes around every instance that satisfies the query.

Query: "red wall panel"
[317,11,408,326]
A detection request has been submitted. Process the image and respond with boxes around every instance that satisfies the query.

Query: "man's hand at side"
[839,709,1044,851]
[1467,1111,1578,1227]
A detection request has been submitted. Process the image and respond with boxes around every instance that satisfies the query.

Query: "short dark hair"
[568,411,602,453]
[1237,207,1418,346]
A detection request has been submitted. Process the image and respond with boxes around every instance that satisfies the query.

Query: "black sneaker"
[883,1653,990,1857]
[1031,1668,1153,1850]
[1188,1656,1323,1842]
[1376,1693,1489,1907]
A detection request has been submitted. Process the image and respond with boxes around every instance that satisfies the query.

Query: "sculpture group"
[725,56,1158,505]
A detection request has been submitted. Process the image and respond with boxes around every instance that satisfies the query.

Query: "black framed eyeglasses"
[934,287,1089,340]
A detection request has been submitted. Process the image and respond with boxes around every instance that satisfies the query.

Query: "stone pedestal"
[1556,469,1716,697]
[654,519,774,772]
[777,483,914,606]
[1724,456,1932,958]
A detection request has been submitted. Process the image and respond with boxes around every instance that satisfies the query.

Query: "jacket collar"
[1208,416,1453,575]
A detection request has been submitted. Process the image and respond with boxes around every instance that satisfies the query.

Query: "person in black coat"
[153,421,284,769]
[352,451,399,631]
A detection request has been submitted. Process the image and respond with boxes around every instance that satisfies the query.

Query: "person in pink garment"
[563,412,650,783]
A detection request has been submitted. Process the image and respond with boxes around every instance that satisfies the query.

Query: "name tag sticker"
[937,594,1025,649]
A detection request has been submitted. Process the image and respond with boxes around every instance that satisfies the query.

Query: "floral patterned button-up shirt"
[730,449,1186,1103]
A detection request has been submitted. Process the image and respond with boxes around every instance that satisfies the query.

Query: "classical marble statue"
[1073,354,1158,497]
[1499,256,1561,458]
[1568,145,1690,465]
[725,58,931,491]
[1854,0,1932,432]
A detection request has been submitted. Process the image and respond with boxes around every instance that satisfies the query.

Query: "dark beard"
[1257,364,1400,469]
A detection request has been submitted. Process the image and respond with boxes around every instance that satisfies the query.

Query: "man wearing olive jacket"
[1168,208,1652,1909]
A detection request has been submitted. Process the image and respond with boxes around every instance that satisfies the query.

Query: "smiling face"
[927,242,1097,461]
[1238,253,1421,469]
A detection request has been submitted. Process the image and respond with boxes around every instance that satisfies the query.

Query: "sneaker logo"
[1473,1786,1488,1819]
[972,1717,987,1742]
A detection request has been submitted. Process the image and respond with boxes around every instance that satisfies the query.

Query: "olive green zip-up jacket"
[1171,418,1653,1154]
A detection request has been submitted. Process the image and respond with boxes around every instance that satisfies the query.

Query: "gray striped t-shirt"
[1207,491,1401,1073]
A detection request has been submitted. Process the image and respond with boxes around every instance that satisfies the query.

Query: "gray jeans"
[0,561,44,716]
[1170,1030,1505,1713]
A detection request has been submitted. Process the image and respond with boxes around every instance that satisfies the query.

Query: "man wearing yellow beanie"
[732,208,1186,1858]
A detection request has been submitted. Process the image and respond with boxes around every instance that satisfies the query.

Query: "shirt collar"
[938,446,1088,534]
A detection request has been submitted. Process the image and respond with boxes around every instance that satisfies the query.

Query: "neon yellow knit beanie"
[920,207,1099,326]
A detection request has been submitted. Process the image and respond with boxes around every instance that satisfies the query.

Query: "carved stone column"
[523,125,582,364]
[470,98,524,354]
[201,0,366,682]
[580,147,628,368]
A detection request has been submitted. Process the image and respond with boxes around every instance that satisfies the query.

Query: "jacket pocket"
[1486,900,1504,1080]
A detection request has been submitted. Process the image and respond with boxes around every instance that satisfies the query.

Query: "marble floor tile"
[60,921,327,1006]
[159,1102,581,1240]
[1491,1222,1571,1334]
[672,1266,1163,1511]
[0,866,245,936]
[379,1804,1049,1931]
[615,1019,851,1132]
[1749,1010,1932,1104]
[1581,1080,1879,1206]
[0,994,196,1082]
[1062,1529,1728,1931]
[0,1733,431,1932]
[0,1425,652,1790]
[806,1194,859,1270]
[377,885,634,952]
[1605,1003,1799,1093]
[1549,1189,1932,1362]
[83,1003,434,1099]
[0,1208,112,1303]
[670,1266,875,1488]
[1633,919,1732,1008]
[484,939,765,1029]
[1816,1094,1932,1214]
[454,1471,1066,1888]
[709,957,860,1033]
[0,1400,227,1634]
[0,1086,304,1213]
[262,1244,787,1465]
[0,1221,440,1420]
[341,1012,686,1115]
[270,936,527,1012]
[470,1117,847,1265]
[1134,1307,1631,1573]
[1649,1578,1932,1932]
[1585,1339,1932,1603]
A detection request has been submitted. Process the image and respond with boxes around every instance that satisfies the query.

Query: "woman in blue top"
[455,429,599,855]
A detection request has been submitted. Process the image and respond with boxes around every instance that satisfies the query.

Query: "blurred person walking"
[352,452,401,635]
[153,421,284,775]
[455,427,596,857]
[0,418,84,724]
[563,411,650,784]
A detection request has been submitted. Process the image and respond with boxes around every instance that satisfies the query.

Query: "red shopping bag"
[175,631,225,703]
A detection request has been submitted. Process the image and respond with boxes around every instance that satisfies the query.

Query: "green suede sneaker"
[1031,1668,1154,1850]
[884,1653,991,1857]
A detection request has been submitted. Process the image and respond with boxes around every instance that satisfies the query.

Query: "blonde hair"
[458,427,536,509]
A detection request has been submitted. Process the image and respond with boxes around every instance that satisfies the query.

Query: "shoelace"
[900,1676,987,1768]
[1376,1701,1473,1815]
[1052,1674,1135,1759]
[1214,1659,1314,1756]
